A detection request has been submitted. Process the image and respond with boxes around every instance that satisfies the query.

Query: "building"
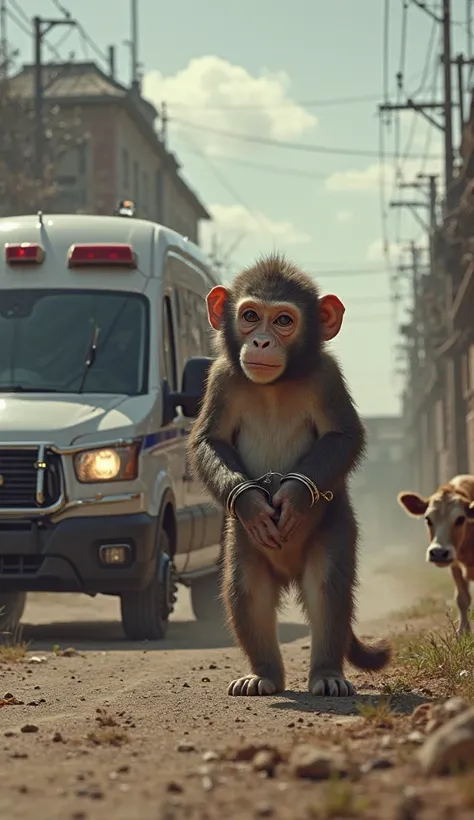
[8,61,210,243]
[401,94,474,492]
[351,415,414,548]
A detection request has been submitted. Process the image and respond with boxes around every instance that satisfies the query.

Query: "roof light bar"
[68,243,137,269]
[5,243,45,265]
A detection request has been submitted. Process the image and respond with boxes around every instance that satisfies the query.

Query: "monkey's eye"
[274,314,293,327]
[242,309,259,323]
[454,516,465,527]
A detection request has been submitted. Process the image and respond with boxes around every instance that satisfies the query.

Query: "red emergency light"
[5,242,45,265]
[68,243,137,269]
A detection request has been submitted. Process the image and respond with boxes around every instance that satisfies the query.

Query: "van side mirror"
[161,357,213,425]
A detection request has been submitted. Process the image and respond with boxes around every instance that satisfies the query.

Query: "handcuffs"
[226,470,334,521]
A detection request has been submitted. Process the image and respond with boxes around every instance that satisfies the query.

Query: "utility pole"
[33,15,76,182]
[443,0,454,207]
[0,0,7,75]
[160,101,168,145]
[130,0,139,88]
[379,0,455,207]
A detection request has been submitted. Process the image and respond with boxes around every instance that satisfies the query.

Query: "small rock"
[28,656,47,664]
[202,775,214,791]
[360,757,393,773]
[253,749,277,775]
[396,785,422,820]
[166,782,183,793]
[201,677,210,683]
[410,703,431,729]
[289,746,346,780]
[442,696,469,720]
[177,740,196,753]
[417,706,474,776]
[20,724,39,734]
[255,804,274,817]
[228,744,280,763]
[425,718,442,735]
[380,735,392,749]
[52,731,64,743]
[203,750,219,762]
[407,731,424,745]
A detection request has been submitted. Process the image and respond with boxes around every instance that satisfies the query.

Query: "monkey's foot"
[228,675,280,696]
[309,677,355,697]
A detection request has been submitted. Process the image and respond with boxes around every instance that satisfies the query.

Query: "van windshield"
[0,289,148,395]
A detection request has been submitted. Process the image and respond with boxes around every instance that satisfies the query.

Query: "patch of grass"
[0,610,29,663]
[397,594,452,621]
[380,674,413,696]
[355,696,393,728]
[52,644,81,657]
[308,778,369,818]
[397,612,474,699]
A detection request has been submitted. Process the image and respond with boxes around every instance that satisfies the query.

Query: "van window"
[0,288,149,395]
[177,286,212,360]
[162,295,177,390]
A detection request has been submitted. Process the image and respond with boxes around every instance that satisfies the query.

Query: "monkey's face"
[236,299,301,384]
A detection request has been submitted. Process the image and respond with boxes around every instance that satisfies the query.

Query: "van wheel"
[190,572,222,622]
[0,592,26,642]
[120,530,177,641]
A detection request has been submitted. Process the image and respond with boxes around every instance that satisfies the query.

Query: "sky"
[6,0,472,416]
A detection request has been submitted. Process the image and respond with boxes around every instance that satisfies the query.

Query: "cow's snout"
[427,544,455,566]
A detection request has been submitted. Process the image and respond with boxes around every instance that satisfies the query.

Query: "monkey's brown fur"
[188,254,392,697]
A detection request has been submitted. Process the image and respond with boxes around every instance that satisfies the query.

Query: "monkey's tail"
[346,628,391,671]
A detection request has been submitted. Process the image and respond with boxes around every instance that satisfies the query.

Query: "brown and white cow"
[397,474,474,634]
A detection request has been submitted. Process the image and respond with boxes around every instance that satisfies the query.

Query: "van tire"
[0,592,26,642]
[190,572,223,622]
[120,530,176,641]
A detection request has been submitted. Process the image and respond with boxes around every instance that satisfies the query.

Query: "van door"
[160,290,193,566]
[174,278,223,571]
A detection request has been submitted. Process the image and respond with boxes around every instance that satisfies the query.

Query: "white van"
[0,211,224,641]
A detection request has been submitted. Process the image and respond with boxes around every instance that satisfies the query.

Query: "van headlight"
[74,445,139,483]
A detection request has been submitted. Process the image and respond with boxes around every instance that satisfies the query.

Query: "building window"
[122,148,129,189]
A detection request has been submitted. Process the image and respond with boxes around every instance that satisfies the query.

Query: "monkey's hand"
[234,488,282,550]
[272,479,313,541]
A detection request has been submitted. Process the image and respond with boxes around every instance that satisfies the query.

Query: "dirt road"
[1,549,472,820]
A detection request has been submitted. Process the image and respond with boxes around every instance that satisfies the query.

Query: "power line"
[177,147,328,179]
[170,92,390,111]
[172,118,444,159]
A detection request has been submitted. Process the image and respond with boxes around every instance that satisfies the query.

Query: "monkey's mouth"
[244,362,281,369]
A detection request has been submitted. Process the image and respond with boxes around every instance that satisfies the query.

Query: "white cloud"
[201,203,311,249]
[335,210,353,223]
[366,238,403,263]
[324,117,444,193]
[142,56,316,157]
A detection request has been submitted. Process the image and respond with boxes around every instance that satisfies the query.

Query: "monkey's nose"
[252,338,270,348]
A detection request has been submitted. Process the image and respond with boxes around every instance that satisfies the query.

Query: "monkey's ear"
[319,294,345,341]
[206,286,230,330]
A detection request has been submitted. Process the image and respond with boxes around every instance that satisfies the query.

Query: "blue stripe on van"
[142,427,189,451]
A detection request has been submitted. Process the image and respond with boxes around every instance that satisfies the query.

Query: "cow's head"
[397,487,474,567]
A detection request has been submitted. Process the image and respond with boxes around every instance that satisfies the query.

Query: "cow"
[397,474,474,635]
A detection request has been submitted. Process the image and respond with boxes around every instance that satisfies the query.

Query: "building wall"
[350,416,413,548]
[53,103,203,244]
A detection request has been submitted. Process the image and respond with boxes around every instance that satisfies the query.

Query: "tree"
[0,55,87,217]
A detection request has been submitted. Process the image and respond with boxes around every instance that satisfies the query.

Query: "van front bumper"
[0,513,157,594]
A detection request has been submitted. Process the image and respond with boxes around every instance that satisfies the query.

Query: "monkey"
[187,253,391,697]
